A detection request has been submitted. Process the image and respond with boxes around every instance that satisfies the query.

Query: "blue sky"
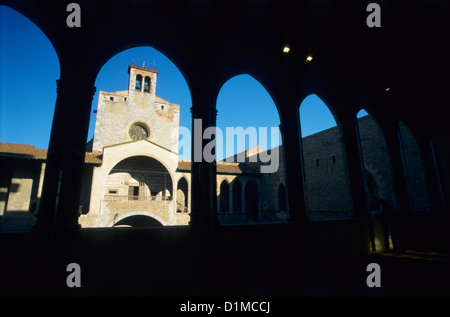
[1,5,367,160]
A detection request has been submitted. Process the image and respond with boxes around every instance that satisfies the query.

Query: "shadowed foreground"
[1,218,449,298]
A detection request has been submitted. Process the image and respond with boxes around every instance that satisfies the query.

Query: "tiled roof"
[0,142,102,164]
[0,143,47,160]
[177,159,260,175]
[84,152,103,164]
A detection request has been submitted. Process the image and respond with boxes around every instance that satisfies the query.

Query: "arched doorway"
[113,215,163,227]
[219,180,230,213]
[177,177,188,213]
[105,156,173,201]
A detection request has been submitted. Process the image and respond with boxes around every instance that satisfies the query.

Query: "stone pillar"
[189,84,218,231]
[416,132,447,213]
[34,75,96,232]
[280,106,307,224]
[341,114,370,218]
[384,125,412,214]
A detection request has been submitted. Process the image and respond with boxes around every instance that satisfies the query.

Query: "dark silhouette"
[379,199,401,252]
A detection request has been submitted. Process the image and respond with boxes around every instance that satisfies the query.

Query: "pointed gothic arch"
[299,94,353,220]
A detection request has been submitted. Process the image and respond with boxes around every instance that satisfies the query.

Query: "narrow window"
[135,74,142,91]
[331,155,336,163]
[143,76,151,93]
[315,158,319,167]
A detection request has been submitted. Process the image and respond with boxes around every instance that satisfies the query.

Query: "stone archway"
[106,155,173,201]
[177,177,189,213]
[113,215,163,227]
[110,211,167,227]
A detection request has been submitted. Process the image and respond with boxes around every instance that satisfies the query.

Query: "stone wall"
[0,158,42,232]
[357,115,397,209]
[92,65,179,154]
[301,124,354,218]
[398,121,433,213]
[79,199,179,227]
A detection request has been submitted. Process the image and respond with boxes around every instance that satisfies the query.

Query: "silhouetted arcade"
[1,0,449,297]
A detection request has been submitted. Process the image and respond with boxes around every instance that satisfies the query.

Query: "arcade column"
[279,106,307,224]
[34,74,96,232]
[189,82,218,231]
[340,114,370,218]
[384,124,412,214]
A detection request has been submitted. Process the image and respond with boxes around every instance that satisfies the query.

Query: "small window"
[108,189,118,195]
[109,96,114,101]
[331,155,336,163]
[161,105,164,110]
[123,97,127,101]
[315,158,319,167]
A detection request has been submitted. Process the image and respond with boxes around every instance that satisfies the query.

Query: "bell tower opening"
[144,76,151,93]
[128,64,159,96]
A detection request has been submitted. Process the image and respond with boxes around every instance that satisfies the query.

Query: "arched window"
[299,94,353,220]
[232,180,242,213]
[220,180,230,213]
[356,109,396,212]
[143,76,151,93]
[216,74,281,162]
[0,6,60,232]
[135,74,142,91]
[278,183,287,211]
[87,46,192,228]
[216,74,282,224]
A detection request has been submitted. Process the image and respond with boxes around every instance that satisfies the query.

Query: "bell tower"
[127,64,159,106]
[92,64,180,153]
